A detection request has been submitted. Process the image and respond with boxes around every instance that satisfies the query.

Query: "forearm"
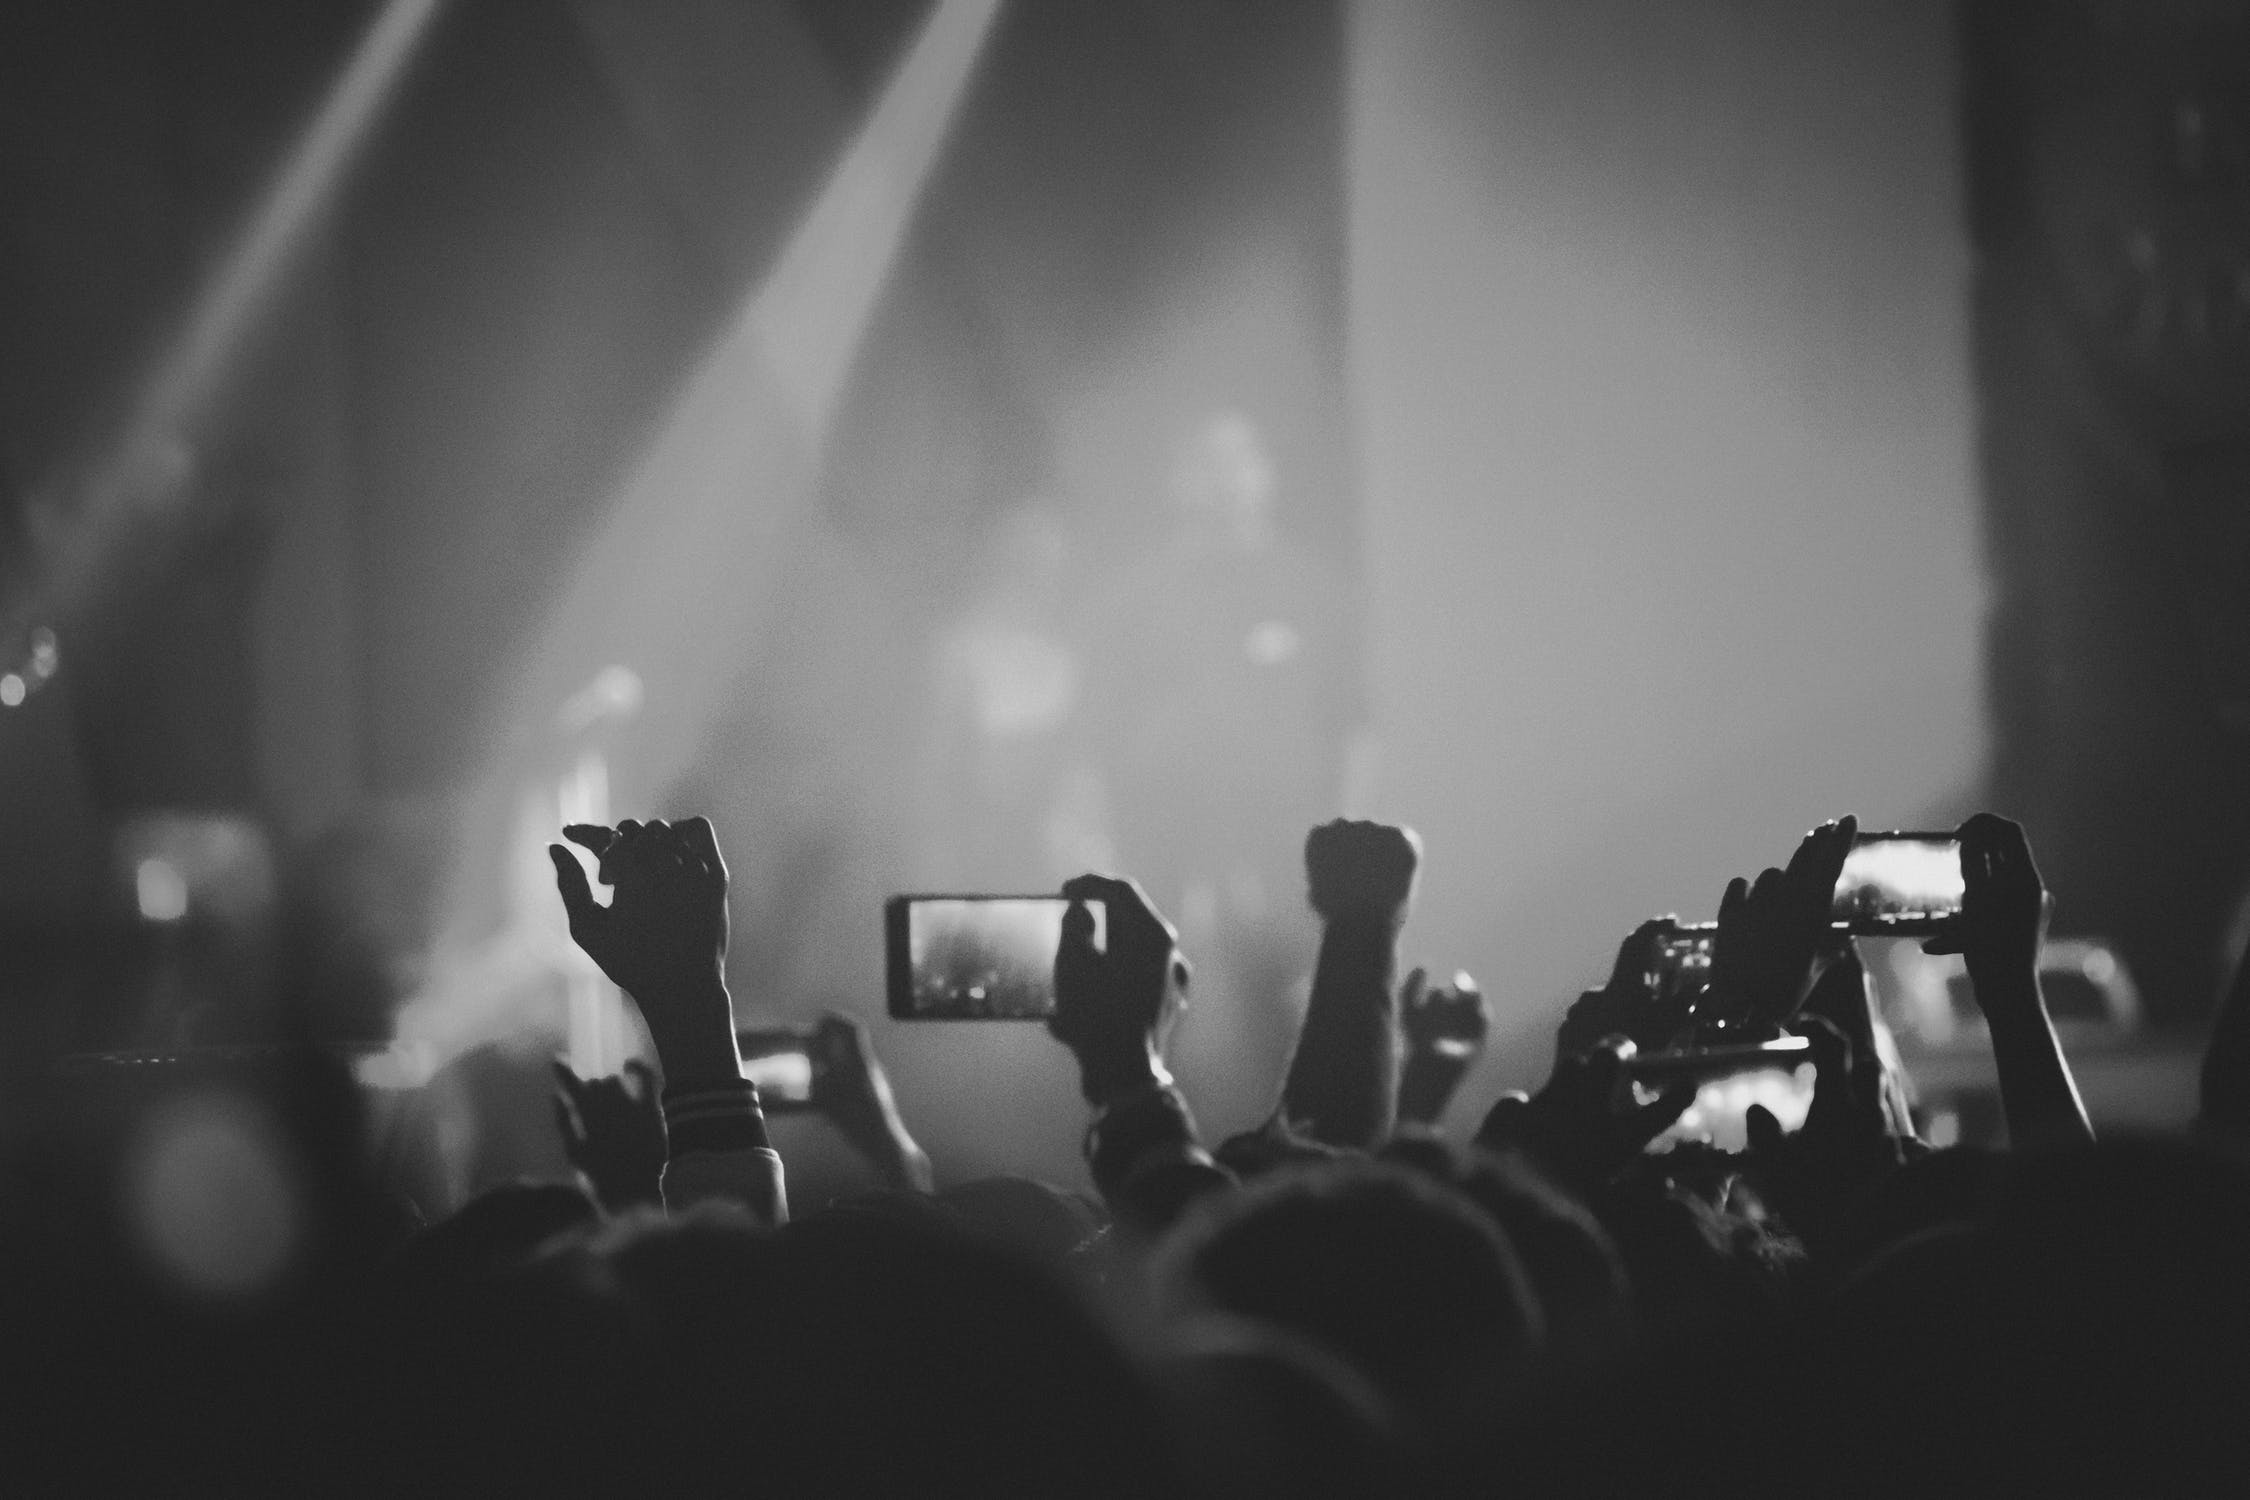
[1086,1079,1230,1235]
[1396,1052,1469,1129]
[1281,916,1401,1148]
[1976,971,2093,1149]
[632,978,794,1223]
[870,1117,936,1195]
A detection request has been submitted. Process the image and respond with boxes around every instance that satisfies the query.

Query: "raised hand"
[1284,820,1424,1146]
[1743,1012,1902,1246]
[1707,817,1858,1035]
[551,1058,666,1213]
[1396,968,1490,1128]
[1922,813,2091,1148]
[1922,812,2049,986]
[549,817,739,1089]
[1304,818,1422,924]
[1050,873,1189,1106]
[810,1012,933,1193]
[1557,918,1689,1064]
[1477,1035,1697,1188]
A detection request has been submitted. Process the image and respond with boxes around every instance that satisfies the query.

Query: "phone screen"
[1832,833,1963,935]
[1654,921,1717,988]
[884,896,1106,1020]
[1645,1063,1816,1154]
[736,1029,816,1109]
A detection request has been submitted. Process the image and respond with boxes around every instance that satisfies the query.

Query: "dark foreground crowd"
[9,808,2250,1497]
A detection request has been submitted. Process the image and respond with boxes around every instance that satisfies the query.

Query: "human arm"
[551,1057,667,1213]
[810,1012,934,1194]
[1703,817,1858,1038]
[1395,968,1489,1131]
[1923,813,2092,1150]
[1048,872,1229,1233]
[549,817,787,1224]
[1278,820,1421,1148]
[1474,1035,1697,1195]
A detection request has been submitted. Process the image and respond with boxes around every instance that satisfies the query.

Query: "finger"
[1400,965,1429,1012]
[550,1067,587,1144]
[1745,1102,1785,1155]
[1793,1012,1855,1088]
[1061,872,1176,947]
[1639,1077,1699,1135]
[549,845,602,933]
[1586,1034,1636,1102]
[623,1057,657,1102]
[677,816,727,881]
[1612,919,1668,990]
[553,1096,583,1150]
[562,824,617,855]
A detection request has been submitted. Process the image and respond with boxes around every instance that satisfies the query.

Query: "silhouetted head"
[1154,1160,1543,1445]
[588,1202,1181,1495]
[1382,1136,1635,1380]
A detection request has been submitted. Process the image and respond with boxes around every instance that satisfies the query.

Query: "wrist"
[645,980,743,1089]
[1079,1044,1168,1109]
[1315,903,1409,936]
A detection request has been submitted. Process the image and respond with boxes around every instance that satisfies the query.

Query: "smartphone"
[736,1027,818,1110]
[1653,920,1718,992]
[1623,1034,1810,1082]
[1832,832,1964,935]
[1646,1061,1817,1154]
[883,895,1106,1020]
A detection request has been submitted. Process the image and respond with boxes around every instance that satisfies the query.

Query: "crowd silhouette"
[8,802,2250,1496]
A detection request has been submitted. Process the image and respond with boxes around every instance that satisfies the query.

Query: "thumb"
[1745,1102,1784,1156]
[1400,965,1429,1011]
[550,844,601,934]
[1921,915,1964,956]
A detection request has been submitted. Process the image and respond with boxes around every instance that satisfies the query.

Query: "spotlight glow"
[424,0,1004,1036]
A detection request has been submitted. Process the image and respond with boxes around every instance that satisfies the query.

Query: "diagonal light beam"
[7,0,445,657]
[495,0,1003,800]
[414,0,1003,1061]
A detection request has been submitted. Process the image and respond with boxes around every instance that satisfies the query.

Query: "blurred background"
[2,0,2246,1207]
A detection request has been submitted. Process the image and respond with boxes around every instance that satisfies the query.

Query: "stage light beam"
[8,0,445,655]
[414,0,1004,1066]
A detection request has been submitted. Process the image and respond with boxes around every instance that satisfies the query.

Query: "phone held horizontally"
[884,895,1107,1020]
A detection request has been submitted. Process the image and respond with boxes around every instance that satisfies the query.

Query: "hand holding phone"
[1049,873,1187,1107]
[885,896,1102,1020]
[1832,832,1965,936]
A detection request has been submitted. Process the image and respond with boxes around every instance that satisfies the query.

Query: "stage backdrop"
[1349,0,1990,1123]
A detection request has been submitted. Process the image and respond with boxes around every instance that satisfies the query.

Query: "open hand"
[550,817,738,1086]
